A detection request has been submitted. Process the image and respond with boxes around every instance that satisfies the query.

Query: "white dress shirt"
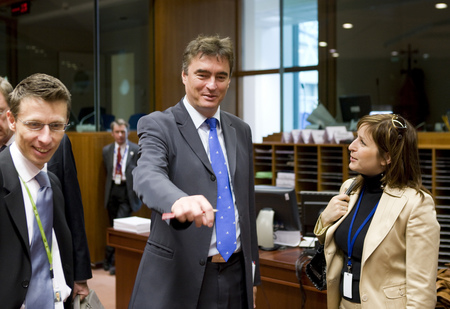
[183,96,241,256]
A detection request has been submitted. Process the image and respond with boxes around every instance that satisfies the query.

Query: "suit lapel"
[107,143,115,174]
[172,101,214,174]
[125,143,131,168]
[1,151,30,255]
[220,112,237,180]
[362,187,406,262]
[325,188,361,248]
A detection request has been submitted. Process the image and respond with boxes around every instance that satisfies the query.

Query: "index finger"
[202,208,216,228]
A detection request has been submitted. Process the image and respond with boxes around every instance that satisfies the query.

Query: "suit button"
[22,280,29,288]
[199,259,206,266]
[210,175,216,181]
[361,294,368,302]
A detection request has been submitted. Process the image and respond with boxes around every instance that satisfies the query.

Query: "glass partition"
[0,0,151,131]
[335,0,450,129]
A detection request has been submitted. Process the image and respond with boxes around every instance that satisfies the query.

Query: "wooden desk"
[107,228,148,309]
[107,228,327,309]
[257,248,327,308]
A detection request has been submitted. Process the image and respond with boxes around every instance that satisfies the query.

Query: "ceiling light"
[319,41,328,47]
[342,23,353,29]
[436,3,448,9]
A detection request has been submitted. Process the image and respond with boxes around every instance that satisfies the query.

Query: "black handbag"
[296,180,357,295]
[295,244,327,309]
[304,244,327,290]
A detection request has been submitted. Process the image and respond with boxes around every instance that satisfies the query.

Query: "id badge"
[53,279,64,309]
[343,272,353,299]
[115,174,122,185]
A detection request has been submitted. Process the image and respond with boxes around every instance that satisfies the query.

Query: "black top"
[334,174,383,303]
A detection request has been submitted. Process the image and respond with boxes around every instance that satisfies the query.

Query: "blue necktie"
[205,118,236,262]
[26,171,54,308]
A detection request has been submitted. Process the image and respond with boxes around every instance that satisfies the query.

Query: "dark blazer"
[47,134,92,282]
[103,141,141,212]
[0,148,74,309]
[129,100,261,309]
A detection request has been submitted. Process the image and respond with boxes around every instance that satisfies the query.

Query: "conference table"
[107,228,327,309]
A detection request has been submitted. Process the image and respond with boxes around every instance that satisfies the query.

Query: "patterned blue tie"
[26,171,54,308]
[205,118,236,262]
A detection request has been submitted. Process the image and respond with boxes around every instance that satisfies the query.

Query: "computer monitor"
[339,95,372,122]
[254,185,301,231]
[299,191,338,237]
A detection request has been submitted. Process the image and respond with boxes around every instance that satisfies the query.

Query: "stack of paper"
[276,172,295,188]
[299,236,318,248]
[273,230,301,247]
[113,216,151,234]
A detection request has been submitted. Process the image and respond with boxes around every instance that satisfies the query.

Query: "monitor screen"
[339,95,372,122]
[254,185,301,231]
[300,191,338,237]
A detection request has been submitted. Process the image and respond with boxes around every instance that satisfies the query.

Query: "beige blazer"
[315,178,440,309]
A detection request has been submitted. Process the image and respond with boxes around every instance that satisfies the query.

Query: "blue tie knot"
[35,171,50,188]
[206,117,218,130]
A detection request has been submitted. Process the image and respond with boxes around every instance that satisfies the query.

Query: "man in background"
[0,76,14,149]
[0,75,92,300]
[103,118,141,275]
[129,35,260,309]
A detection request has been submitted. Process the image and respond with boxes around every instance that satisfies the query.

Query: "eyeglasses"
[391,114,407,130]
[18,118,70,132]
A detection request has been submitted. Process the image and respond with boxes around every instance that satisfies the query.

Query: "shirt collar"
[10,142,46,183]
[183,96,221,129]
[115,142,128,151]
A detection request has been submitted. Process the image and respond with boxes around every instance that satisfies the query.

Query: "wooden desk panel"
[107,228,148,309]
[257,249,327,309]
[107,229,327,309]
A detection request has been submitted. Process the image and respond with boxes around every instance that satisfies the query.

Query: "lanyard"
[19,174,53,276]
[347,187,379,273]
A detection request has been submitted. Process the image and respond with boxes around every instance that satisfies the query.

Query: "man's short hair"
[9,73,71,119]
[0,77,13,107]
[110,118,130,131]
[182,35,234,76]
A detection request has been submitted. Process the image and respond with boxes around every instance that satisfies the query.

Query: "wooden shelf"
[254,132,450,268]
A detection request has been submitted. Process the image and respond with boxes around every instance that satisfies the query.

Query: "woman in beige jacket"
[314,114,440,308]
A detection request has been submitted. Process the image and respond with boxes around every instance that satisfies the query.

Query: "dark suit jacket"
[0,149,74,309]
[103,141,141,213]
[129,100,261,309]
[47,134,92,282]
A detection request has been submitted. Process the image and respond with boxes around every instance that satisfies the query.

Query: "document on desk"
[273,230,301,247]
[299,236,318,248]
[113,216,151,234]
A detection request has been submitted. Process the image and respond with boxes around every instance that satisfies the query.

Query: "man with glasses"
[0,73,89,308]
